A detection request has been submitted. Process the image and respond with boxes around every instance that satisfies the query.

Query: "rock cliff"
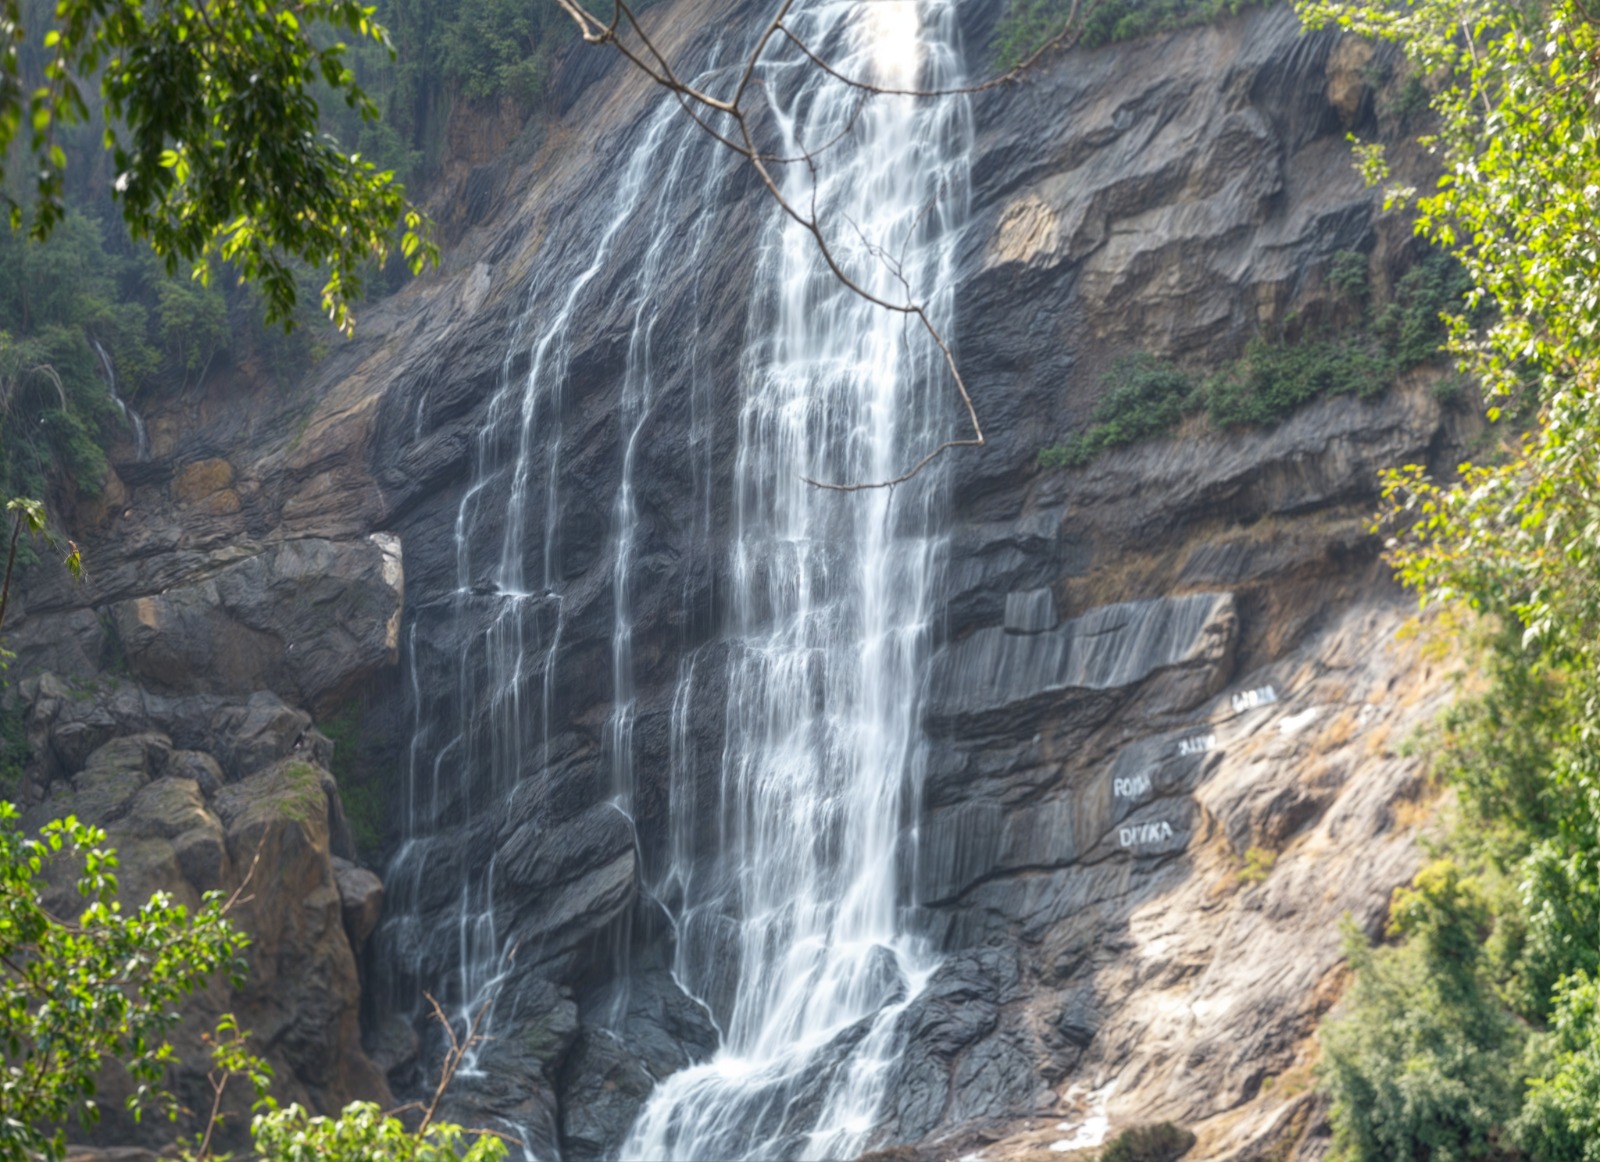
[5,3,1468,1157]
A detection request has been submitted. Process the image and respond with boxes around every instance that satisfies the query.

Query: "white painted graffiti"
[1113,772,1152,799]
[1119,820,1176,848]
[1178,732,1216,756]
[1231,685,1278,712]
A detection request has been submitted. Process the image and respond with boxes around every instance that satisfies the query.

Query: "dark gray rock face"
[10,4,1467,1159]
[106,535,402,716]
[928,592,1237,729]
[1004,587,1059,634]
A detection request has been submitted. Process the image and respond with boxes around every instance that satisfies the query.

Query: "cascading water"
[622,1,971,1157]
[91,339,149,461]
[373,43,735,1156]
[376,0,968,1156]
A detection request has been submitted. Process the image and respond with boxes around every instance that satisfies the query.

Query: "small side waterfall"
[91,339,149,461]
[622,1,971,1156]
[383,102,703,965]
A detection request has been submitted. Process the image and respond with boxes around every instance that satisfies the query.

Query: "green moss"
[1039,248,1473,470]
[274,762,324,825]
[993,0,1269,71]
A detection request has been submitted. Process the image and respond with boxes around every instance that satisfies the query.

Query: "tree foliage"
[1291,0,1600,1155]
[0,793,509,1160]
[0,210,168,498]
[1321,868,1525,1161]
[0,803,247,1162]
[0,0,437,334]
[251,1103,507,1162]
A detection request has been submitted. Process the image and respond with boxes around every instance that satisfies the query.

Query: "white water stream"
[92,339,149,461]
[622,1,971,1157]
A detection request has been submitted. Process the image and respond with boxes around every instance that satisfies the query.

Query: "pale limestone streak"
[986,194,1061,269]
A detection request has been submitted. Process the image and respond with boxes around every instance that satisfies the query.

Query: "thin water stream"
[92,340,149,461]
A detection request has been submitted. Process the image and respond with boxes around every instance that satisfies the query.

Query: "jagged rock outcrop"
[14,676,387,1147]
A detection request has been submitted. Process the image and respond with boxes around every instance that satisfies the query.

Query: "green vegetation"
[1099,1122,1196,1162]
[1320,864,1525,1160]
[1039,250,1468,470]
[390,0,574,106]
[0,803,248,1161]
[1201,334,1387,427]
[0,0,437,334]
[1200,251,1469,427]
[319,702,388,858]
[993,0,1269,71]
[1039,353,1193,468]
[0,209,231,499]
[1287,0,1600,1156]
[252,1101,508,1161]
[0,802,506,1161]
[1237,845,1276,884]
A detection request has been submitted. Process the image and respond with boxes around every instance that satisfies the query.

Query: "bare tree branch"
[553,0,1095,488]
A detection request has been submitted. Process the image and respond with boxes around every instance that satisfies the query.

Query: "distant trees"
[0,0,437,335]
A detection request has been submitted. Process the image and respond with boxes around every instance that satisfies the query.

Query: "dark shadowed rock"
[332,857,384,954]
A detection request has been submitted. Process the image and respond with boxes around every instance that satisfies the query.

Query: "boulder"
[107,536,402,716]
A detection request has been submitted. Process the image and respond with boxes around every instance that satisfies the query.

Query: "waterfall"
[374,39,735,1154]
[91,340,149,461]
[376,0,968,1155]
[622,0,971,1156]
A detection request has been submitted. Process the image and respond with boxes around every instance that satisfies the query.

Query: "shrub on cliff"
[993,0,1267,70]
[1039,354,1194,468]
[1296,0,1600,1153]
[0,804,247,1162]
[1099,1121,1196,1162]
[1039,248,1470,470]
[1319,866,1524,1162]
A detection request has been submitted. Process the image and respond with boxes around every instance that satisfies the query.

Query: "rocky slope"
[5,3,1470,1156]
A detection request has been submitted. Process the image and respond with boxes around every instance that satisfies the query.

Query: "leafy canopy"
[0,792,509,1161]
[0,0,438,334]
[0,802,247,1162]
